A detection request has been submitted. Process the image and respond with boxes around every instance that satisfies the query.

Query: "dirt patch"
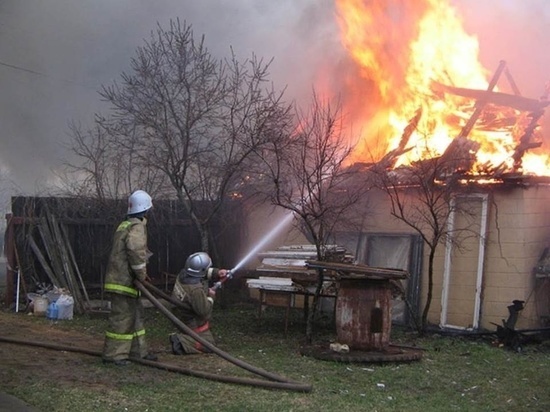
[0,309,228,394]
[1,310,150,391]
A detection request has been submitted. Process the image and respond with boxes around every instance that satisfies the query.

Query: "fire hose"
[0,335,311,392]
[0,280,312,393]
[136,279,311,390]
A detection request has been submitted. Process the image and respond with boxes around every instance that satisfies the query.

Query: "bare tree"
[63,119,168,211]
[257,92,372,343]
[64,121,127,200]
[374,152,478,332]
[66,19,292,256]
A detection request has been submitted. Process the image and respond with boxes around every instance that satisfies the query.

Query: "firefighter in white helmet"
[102,190,158,366]
[169,252,228,354]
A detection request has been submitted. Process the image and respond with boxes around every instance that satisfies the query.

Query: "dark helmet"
[184,252,212,278]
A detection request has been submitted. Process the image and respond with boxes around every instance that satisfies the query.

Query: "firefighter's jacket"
[104,217,148,298]
[172,279,214,329]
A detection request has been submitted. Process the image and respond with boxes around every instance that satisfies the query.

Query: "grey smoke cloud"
[455,0,550,97]
[0,0,548,194]
[0,0,338,194]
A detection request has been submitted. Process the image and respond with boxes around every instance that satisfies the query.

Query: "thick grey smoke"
[454,0,550,145]
[455,0,550,98]
[0,0,548,196]
[0,0,338,195]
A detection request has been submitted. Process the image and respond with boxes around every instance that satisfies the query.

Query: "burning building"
[333,0,550,332]
[245,0,550,332]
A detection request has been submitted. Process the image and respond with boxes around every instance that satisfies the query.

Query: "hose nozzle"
[212,269,234,290]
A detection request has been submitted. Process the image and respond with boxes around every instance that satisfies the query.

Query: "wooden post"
[459,60,507,139]
[4,214,16,307]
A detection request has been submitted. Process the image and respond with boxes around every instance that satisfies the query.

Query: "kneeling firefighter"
[170,252,228,354]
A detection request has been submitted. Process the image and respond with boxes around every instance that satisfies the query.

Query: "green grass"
[3,300,550,412]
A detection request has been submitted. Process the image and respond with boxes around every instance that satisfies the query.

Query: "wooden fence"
[3,196,245,309]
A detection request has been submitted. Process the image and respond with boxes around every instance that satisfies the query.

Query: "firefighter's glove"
[134,269,147,282]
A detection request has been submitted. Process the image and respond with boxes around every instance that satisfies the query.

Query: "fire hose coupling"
[213,269,234,290]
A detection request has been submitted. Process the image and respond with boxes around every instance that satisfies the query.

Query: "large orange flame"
[335,0,550,176]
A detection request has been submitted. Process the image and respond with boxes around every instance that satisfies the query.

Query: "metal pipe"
[15,269,20,313]
[0,336,312,392]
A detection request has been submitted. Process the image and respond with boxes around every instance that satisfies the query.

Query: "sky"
[0,0,549,202]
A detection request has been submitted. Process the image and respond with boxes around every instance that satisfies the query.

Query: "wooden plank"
[4,214,16,307]
[47,212,86,314]
[305,260,409,279]
[512,110,544,172]
[28,237,58,287]
[433,82,548,112]
[36,220,66,289]
[60,223,90,306]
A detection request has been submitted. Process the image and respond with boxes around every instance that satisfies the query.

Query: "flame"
[335,0,550,176]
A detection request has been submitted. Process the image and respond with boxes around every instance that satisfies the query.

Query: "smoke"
[0,0,338,195]
[454,0,550,98]
[453,0,550,143]
[0,0,548,196]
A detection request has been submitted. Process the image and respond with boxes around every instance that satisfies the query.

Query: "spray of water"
[230,212,295,273]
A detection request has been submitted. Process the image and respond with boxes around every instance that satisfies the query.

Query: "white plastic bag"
[56,294,74,320]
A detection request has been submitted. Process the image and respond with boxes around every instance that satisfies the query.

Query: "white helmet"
[184,252,212,278]
[127,190,152,215]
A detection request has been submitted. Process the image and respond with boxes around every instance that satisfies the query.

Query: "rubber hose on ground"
[0,336,312,392]
[137,280,311,390]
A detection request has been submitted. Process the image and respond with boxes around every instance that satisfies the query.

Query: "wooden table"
[255,287,337,336]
